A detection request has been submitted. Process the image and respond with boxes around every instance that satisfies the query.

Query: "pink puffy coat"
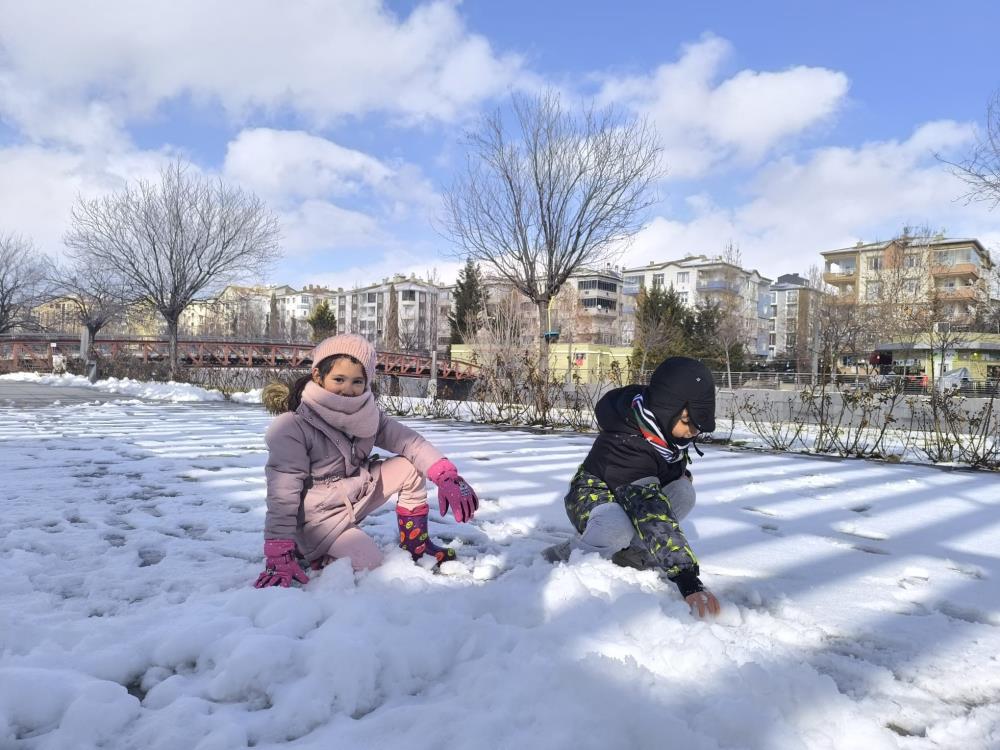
[263,401,443,562]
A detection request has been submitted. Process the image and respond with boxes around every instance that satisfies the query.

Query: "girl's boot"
[397,504,457,564]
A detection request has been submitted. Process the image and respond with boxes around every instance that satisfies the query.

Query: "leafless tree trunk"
[49,256,131,353]
[714,295,747,390]
[444,90,662,376]
[64,161,281,378]
[0,233,50,335]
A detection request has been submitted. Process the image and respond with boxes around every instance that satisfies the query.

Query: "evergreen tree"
[267,293,279,338]
[385,284,400,350]
[449,259,487,344]
[306,300,337,342]
[632,286,688,377]
[682,301,744,374]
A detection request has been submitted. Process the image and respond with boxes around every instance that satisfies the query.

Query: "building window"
[786,289,798,302]
[402,290,416,302]
[768,333,776,346]
[581,298,617,310]
[676,272,689,285]
[678,291,689,304]
[866,281,882,300]
[366,293,377,303]
[867,256,882,271]
[652,273,664,289]
[786,334,797,348]
[578,279,619,292]
[904,253,921,269]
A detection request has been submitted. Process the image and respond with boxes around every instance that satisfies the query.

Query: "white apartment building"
[622,255,773,357]
[273,284,336,339]
[332,274,441,353]
[179,284,275,338]
[766,273,822,368]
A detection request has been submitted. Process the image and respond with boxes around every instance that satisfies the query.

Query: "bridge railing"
[0,336,479,380]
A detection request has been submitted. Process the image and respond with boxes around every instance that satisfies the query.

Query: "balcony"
[935,286,977,300]
[696,280,741,295]
[823,270,857,285]
[931,262,980,279]
[830,292,856,305]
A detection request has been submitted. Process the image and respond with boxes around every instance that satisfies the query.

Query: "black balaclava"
[645,356,716,437]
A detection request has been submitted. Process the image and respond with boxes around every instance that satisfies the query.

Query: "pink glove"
[254,539,310,588]
[427,458,478,523]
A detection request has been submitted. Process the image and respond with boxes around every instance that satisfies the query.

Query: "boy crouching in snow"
[546,356,721,618]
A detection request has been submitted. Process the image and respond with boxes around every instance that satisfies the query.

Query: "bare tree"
[49,255,131,354]
[64,161,281,377]
[714,294,748,389]
[444,91,662,375]
[0,232,49,335]
[943,91,1000,207]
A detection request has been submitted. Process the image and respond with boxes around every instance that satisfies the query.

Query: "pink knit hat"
[310,334,378,383]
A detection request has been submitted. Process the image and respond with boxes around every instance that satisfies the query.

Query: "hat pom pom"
[262,380,292,415]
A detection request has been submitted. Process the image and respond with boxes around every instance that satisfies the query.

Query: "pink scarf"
[300,381,379,438]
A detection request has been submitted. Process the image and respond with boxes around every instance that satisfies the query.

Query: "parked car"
[935,367,971,393]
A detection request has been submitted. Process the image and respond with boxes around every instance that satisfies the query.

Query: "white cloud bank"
[0,0,525,146]
[598,35,849,179]
[621,120,1000,276]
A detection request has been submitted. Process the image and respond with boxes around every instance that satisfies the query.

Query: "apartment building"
[436,285,455,349]
[31,297,164,337]
[766,273,822,368]
[562,266,625,345]
[332,274,441,353]
[179,285,276,338]
[622,255,773,357]
[821,236,994,322]
[272,284,336,340]
[468,267,627,346]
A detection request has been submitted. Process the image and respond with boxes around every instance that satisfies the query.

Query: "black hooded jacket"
[581,357,716,491]
[581,384,688,490]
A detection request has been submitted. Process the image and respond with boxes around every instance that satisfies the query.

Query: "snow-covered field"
[2,384,999,749]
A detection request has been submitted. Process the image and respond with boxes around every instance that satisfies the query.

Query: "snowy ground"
[1,384,999,749]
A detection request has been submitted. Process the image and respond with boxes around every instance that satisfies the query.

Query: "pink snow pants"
[327,456,426,571]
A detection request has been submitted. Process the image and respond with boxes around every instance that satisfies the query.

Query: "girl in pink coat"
[254,334,479,587]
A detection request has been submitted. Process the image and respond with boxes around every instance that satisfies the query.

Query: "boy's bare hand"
[685,589,721,618]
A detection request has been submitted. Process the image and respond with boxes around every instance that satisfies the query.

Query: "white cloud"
[221,128,446,282]
[620,120,1000,277]
[223,128,439,216]
[0,143,169,256]
[0,0,525,146]
[598,35,849,178]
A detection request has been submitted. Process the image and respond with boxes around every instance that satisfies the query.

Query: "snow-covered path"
[1,394,998,749]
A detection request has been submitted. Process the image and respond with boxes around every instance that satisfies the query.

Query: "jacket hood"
[594,384,643,434]
[645,357,716,434]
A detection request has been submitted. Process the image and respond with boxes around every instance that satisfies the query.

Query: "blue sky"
[2,0,999,289]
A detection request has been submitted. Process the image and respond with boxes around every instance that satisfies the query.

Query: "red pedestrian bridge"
[0,336,479,380]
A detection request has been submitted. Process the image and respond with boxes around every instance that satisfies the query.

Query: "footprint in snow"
[742,505,780,517]
[935,600,999,627]
[138,548,165,567]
